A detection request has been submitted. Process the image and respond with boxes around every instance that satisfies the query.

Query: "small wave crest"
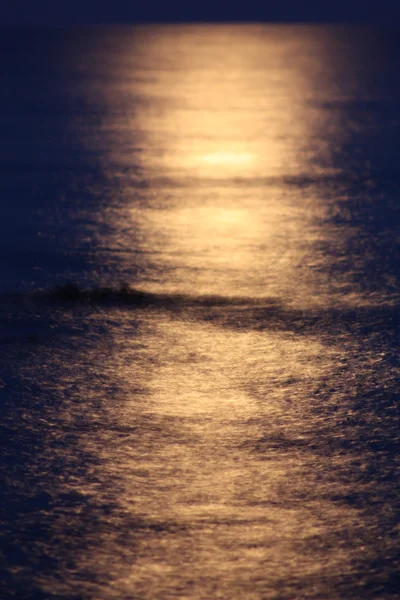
[37,283,275,309]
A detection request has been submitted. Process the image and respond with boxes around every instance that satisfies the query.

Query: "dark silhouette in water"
[42,282,276,307]
[36,282,400,339]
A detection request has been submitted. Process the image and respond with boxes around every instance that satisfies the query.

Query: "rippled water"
[1,24,400,599]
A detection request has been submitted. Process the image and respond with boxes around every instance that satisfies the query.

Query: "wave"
[0,283,398,340]
[37,283,277,308]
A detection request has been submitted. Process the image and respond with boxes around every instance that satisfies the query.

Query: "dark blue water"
[1,25,400,599]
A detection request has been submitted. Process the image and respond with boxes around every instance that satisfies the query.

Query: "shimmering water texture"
[1,25,400,600]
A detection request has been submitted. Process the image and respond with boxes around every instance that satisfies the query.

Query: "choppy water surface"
[1,25,400,599]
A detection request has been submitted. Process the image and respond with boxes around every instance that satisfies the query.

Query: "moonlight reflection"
[1,24,400,600]
[96,25,338,301]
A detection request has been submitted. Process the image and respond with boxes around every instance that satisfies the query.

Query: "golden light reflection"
[198,151,255,173]
[99,25,340,301]
[62,26,370,598]
[128,188,288,301]
[124,25,322,182]
[200,152,253,166]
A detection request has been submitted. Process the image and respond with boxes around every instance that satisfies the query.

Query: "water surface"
[1,24,400,599]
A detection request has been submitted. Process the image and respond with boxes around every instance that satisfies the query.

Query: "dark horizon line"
[0,18,399,27]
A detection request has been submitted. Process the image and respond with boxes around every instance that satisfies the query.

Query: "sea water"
[0,24,400,599]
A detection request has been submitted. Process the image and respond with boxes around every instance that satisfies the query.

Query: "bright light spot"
[200,151,254,166]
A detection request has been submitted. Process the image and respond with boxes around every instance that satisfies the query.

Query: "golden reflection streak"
[128,25,323,182]
[115,25,336,300]
[69,26,368,597]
